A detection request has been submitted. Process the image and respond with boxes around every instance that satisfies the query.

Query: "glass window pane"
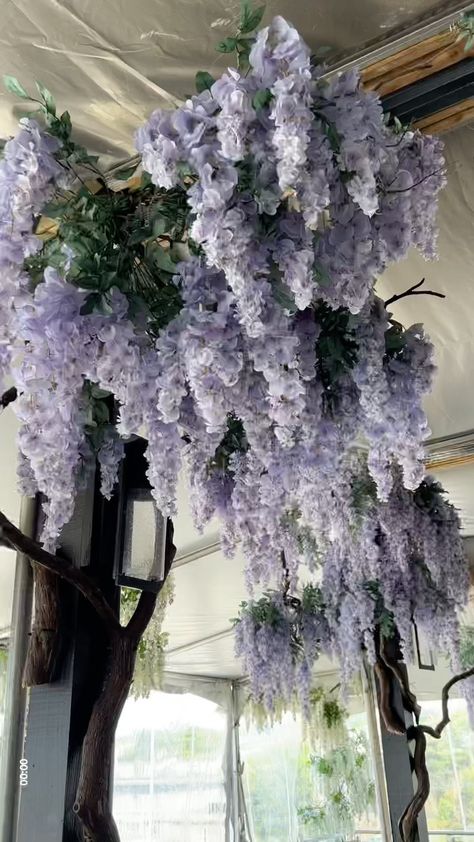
[114,691,227,842]
[239,683,383,842]
[422,697,474,840]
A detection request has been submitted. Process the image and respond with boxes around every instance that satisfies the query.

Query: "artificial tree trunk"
[374,631,474,842]
[23,565,63,686]
[0,509,175,842]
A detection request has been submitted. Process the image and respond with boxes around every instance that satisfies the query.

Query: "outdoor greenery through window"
[239,689,382,842]
[424,698,474,841]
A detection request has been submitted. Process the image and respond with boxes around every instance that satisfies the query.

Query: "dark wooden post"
[15,470,121,842]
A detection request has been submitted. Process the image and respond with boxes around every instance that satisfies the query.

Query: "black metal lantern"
[413,620,435,671]
[114,438,167,592]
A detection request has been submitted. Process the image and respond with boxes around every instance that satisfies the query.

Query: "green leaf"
[151,245,177,274]
[252,88,272,111]
[216,37,238,53]
[127,225,151,246]
[152,216,169,237]
[240,1,265,34]
[195,71,215,93]
[92,401,110,425]
[90,384,111,400]
[313,261,332,288]
[114,164,139,181]
[3,75,29,100]
[35,81,56,115]
[60,110,72,138]
[272,279,296,312]
[465,34,474,51]
[313,45,332,59]
[322,120,341,153]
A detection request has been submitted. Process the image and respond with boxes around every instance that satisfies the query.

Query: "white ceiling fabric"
[0,0,469,166]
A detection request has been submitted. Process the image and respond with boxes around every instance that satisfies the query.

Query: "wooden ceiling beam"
[414,98,474,132]
[361,28,474,134]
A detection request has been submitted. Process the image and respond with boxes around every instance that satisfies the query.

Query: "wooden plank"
[362,30,457,82]
[362,30,474,98]
[414,99,474,133]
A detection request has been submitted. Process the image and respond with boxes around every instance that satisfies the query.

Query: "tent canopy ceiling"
[0,0,473,680]
[0,0,470,166]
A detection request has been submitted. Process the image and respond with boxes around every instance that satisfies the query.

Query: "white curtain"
[113,676,234,842]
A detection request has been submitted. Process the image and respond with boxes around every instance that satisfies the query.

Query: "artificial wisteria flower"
[1,14,466,726]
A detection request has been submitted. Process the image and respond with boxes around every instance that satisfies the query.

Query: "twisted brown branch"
[420,665,474,739]
[379,637,421,722]
[374,655,406,735]
[396,663,474,842]
[399,725,430,842]
[0,509,121,634]
[23,566,63,687]
[385,277,446,309]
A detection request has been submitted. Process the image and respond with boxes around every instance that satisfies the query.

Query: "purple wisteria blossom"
[1,15,466,725]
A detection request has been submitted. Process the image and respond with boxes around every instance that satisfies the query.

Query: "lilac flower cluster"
[0,16,467,718]
[236,474,467,712]
[235,586,331,713]
[135,14,444,518]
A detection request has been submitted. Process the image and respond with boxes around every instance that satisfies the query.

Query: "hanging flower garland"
[0,7,470,720]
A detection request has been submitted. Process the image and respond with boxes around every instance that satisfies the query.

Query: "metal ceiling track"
[328,2,474,74]
[425,429,474,470]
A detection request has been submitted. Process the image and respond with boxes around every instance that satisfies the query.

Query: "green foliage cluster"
[364,580,396,640]
[4,78,187,338]
[299,731,376,837]
[413,478,452,520]
[460,626,474,670]
[210,414,248,473]
[315,302,359,394]
[455,11,474,52]
[215,0,266,71]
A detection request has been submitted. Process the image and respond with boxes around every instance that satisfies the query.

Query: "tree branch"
[391,657,474,842]
[380,636,421,722]
[385,277,446,309]
[0,509,121,635]
[23,566,63,687]
[419,665,474,739]
[374,655,406,736]
[385,168,444,194]
[399,725,430,842]
[73,630,136,842]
